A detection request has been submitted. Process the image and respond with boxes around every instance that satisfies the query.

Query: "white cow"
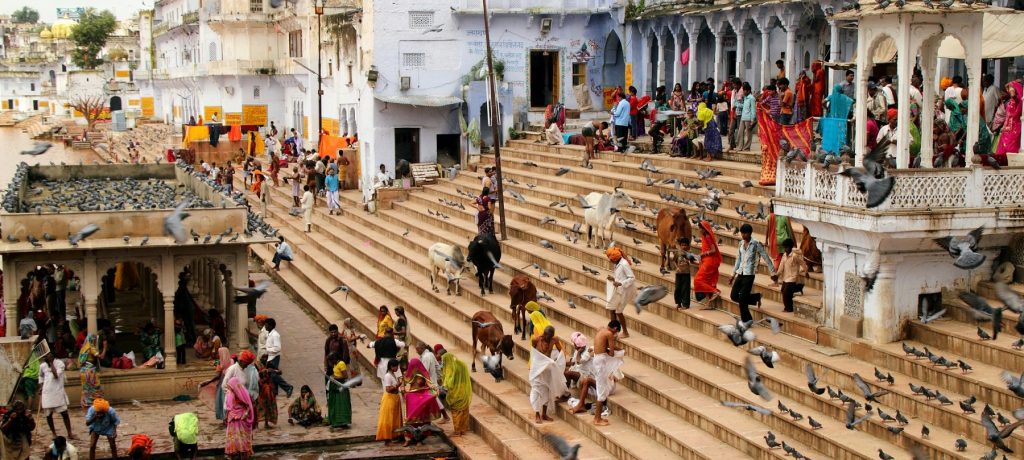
[429,242,467,296]
[583,188,635,248]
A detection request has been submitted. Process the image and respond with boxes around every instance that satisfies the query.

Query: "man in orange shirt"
[778,78,794,125]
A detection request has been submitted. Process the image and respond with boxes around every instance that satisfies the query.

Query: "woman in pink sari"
[996,80,1022,164]
[224,377,254,459]
[401,358,441,446]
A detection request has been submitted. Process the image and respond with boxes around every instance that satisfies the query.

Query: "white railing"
[776,160,1024,211]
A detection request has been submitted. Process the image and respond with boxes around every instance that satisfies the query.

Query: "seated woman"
[288,385,323,428]
[193,329,222,360]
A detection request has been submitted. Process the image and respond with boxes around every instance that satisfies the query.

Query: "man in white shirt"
[301,185,314,233]
[983,74,999,123]
[880,76,895,108]
[272,236,293,271]
[604,247,636,339]
[908,74,923,111]
[47,436,78,460]
[876,108,899,163]
[944,76,964,122]
[255,315,269,359]
[373,164,391,190]
[263,318,294,397]
[40,354,74,439]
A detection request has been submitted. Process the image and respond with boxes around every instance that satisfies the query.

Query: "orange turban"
[253,314,267,322]
[238,350,256,365]
[606,247,624,263]
[886,108,897,121]
[93,397,110,413]
[940,77,952,91]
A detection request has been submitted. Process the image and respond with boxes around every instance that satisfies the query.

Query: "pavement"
[29,271,453,459]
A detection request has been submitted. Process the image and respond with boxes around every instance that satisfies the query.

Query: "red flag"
[756,106,813,186]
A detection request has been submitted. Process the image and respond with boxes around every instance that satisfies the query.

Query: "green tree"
[11,7,39,24]
[69,9,117,70]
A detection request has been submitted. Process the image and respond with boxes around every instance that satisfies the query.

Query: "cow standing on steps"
[467,233,501,295]
[582,188,635,248]
[470,311,515,381]
[656,208,692,271]
[429,243,466,296]
[508,274,537,340]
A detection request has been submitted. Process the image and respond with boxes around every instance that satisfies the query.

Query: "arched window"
[348,108,357,135]
[803,51,811,70]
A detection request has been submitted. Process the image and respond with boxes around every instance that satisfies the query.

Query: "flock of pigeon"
[841,0,994,12]
[0,161,277,247]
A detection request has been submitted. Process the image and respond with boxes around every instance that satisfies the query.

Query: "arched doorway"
[649,35,660,95]
[603,31,625,105]
[110,96,122,112]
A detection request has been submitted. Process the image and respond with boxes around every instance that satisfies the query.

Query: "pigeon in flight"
[234,281,271,304]
[935,226,986,269]
[542,433,581,460]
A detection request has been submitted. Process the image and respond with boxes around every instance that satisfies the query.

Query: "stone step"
[256,198,849,459]
[319,191,1000,459]
[252,214,725,460]
[398,189,822,318]
[517,131,764,165]
[249,224,618,460]
[434,175,824,293]
[504,141,768,193]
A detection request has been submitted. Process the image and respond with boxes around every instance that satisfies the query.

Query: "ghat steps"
[235,138,1023,458]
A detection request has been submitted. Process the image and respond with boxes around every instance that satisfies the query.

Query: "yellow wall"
[242,105,267,126]
[204,106,222,121]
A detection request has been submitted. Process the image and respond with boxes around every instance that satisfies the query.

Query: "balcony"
[206,59,276,76]
[153,12,200,38]
[453,0,616,13]
[103,80,140,95]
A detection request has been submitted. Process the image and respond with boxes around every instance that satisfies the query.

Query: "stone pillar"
[965,52,983,167]
[862,258,900,343]
[854,24,868,167]
[760,28,772,89]
[735,30,746,82]
[784,27,797,81]
[86,300,98,336]
[656,32,666,89]
[920,42,938,168]
[687,35,699,88]
[227,269,247,350]
[895,22,913,169]
[673,30,684,89]
[639,31,650,93]
[828,19,840,89]
[713,31,724,86]
[163,296,177,369]
[5,298,16,337]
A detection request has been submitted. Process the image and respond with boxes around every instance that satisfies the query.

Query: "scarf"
[441,352,472,411]
[78,333,99,366]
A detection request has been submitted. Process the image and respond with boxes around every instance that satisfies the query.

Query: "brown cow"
[508,274,537,340]
[471,310,515,381]
[656,207,693,271]
[800,228,822,273]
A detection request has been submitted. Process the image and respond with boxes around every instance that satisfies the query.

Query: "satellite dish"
[269,0,284,8]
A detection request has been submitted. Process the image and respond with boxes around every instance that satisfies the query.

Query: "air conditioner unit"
[540,18,552,35]
[400,76,410,91]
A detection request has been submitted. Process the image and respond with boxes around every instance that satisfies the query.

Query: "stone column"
[5,298,16,337]
[759,28,772,89]
[656,32,666,89]
[163,295,177,369]
[828,19,840,89]
[895,23,913,169]
[862,257,900,343]
[854,24,868,167]
[687,35,699,88]
[784,27,797,81]
[713,30,724,86]
[735,30,746,82]
[639,31,650,93]
[86,300,98,336]
[673,30,684,89]
[965,51,983,167]
[3,262,15,337]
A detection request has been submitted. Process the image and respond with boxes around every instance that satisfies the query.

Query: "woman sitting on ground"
[288,385,323,428]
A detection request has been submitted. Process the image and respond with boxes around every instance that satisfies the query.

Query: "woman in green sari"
[441,351,472,436]
[288,385,322,428]
[327,360,352,429]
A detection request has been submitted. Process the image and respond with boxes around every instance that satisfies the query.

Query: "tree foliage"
[12,7,39,24]
[68,92,107,131]
[69,9,117,70]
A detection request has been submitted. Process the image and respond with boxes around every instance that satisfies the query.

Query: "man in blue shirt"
[86,398,120,460]
[611,95,631,152]
[325,169,341,215]
[272,236,293,270]
[736,82,757,151]
[730,224,776,322]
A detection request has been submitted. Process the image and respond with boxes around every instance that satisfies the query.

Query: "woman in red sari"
[693,221,722,308]
[810,61,826,118]
[401,358,441,446]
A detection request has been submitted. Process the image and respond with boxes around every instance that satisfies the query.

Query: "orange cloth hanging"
[318,134,346,159]
[228,125,242,142]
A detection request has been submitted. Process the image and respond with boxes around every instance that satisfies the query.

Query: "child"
[773,238,807,313]
[674,237,696,310]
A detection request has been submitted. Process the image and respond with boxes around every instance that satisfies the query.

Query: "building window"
[571,63,586,87]
[288,31,303,58]
[30,83,35,91]
[250,0,263,13]
[408,12,434,29]
[402,53,425,68]
[209,42,218,61]
[254,86,261,99]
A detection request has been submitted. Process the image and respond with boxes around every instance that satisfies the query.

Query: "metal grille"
[402,53,426,68]
[250,0,263,12]
[843,272,864,319]
[408,12,434,29]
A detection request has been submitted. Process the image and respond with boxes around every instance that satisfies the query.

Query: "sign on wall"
[141,97,155,117]
[204,106,222,121]
[224,112,242,125]
[242,104,268,126]
[128,99,140,106]
[624,63,633,89]
[115,70,131,79]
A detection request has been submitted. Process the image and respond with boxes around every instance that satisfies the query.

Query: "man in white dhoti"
[605,247,636,339]
[300,185,314,232]
[40,354,74,439]
[591,320,625,426]
[529,325,567,424]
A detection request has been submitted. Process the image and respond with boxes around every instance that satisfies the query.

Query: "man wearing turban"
[605,248,636,339]
[86,398,120,460]
[877,108,899,163]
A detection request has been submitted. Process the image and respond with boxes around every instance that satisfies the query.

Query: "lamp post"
[314,0,324,138]
[482,0,507,241]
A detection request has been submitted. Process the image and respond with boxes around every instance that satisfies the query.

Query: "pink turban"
[570,332,588,349]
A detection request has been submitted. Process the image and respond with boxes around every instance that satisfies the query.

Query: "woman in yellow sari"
[440,351,472,436]
[375,306,394,339]
[529,310,551,341]
[375,359,403,445]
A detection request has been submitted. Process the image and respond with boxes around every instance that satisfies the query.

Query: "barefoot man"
[529,325,567,424]
[605,247,636,339]
[592,320,625,426]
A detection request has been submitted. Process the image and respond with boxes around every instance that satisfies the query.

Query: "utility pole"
[481,0,507,241]
[315,0,324,137]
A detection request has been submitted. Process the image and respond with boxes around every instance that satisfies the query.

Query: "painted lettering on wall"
[466,30,527,92]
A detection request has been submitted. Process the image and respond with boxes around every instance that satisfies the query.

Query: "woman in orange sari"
[693,221,722,308]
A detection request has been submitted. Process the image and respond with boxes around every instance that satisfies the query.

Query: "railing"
[454,0,616,12]
[776,160,1024,211]
[183,11,199,24]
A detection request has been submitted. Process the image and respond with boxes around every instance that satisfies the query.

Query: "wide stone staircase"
[237,134,1024,459]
